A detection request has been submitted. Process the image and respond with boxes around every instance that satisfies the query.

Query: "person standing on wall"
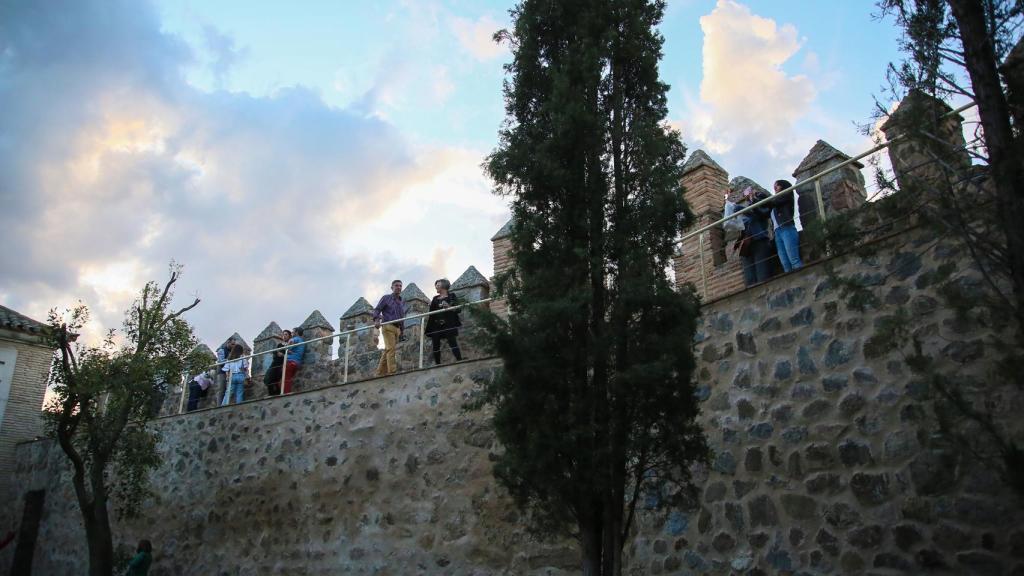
[282,327,305,393]
[214,338,233,404]
[426,278,463,365]
[727,187,775,287]
[373,279,406,376]
[265,341,286,395]
[221,343,249,405]
[769,179,803,273]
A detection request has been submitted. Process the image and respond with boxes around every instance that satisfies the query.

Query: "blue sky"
[0,0,905,348]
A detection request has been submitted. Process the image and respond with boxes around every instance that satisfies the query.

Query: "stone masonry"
[6,221,1024,575]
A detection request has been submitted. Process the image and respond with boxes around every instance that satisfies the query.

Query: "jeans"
[187,382,203,412]
[741,237,775,287]
[774,224,803,272]
[430,330,462,365]
[376,324,401,376]
[222,372,245,405]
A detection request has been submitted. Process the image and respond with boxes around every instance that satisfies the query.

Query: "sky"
[0,0,905,349]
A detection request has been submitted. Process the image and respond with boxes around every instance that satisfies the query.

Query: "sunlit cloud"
[450,15,508,61]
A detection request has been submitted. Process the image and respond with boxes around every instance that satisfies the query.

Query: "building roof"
[792,140,862,176]
[683,149,726,175]
[0,304,48,336]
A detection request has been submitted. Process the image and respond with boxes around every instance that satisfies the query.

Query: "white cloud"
[675,0,826,185]
[0,0,505,348]
[450,15,507,61]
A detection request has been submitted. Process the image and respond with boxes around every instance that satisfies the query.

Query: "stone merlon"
[452,265,489,291]
[341,297,374,319]
[254,321,283,343]
[793,140,864,177]
[491,218,514,241]
[400,283,429,304]
[219,333,251,353]
[300,310,335,332]
[683,149,726,175]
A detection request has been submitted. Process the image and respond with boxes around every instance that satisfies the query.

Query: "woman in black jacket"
[425,278,463,365]
[728,187,775,286]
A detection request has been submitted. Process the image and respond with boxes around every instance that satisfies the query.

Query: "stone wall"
[5,359,582,576]
[6,225,1024,575]
[626,224,1024,574]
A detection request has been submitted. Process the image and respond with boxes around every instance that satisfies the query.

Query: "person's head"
[282,329,292,341]
[391,280,403,295]
[228,343,243,360]
[137,539,152,554]
[292,327,303,338]
[435,278,451,295]
[743,186,754,199]
[774,179,793,194]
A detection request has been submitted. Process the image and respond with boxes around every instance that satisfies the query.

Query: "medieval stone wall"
[5,225,1024,575]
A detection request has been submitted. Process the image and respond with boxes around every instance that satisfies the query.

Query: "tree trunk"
[580,521,603,576]
[947,0,1024,346]
[84,461,115,576]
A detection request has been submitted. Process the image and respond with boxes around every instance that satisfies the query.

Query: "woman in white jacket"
[221,343,249,406]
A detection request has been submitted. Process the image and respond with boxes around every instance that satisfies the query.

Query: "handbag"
[734,231,752,257]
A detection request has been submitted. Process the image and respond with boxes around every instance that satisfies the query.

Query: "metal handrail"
[680,100,978,242]
[201,297,492,371]
[180,297,494,411]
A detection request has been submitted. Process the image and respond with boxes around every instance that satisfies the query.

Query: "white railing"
[682,101,978,299]
[177,298,493,414]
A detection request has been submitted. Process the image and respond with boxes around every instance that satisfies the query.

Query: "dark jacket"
[425,294,461,336]
[739,191,773,240]
[769,190,797,228]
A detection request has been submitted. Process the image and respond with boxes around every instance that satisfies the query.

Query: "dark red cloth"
[283,361,299,394]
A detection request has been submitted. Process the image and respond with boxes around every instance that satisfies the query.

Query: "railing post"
[698,231,709,299]
[418,316,426,369]
[177,373,187,414]
[280,342,288,396]
[814,179,827,221]
[343,333,351,384]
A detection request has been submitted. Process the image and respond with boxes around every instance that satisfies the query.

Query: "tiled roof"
[0,304,48,336]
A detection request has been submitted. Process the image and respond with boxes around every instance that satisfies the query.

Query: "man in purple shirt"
[373,279,406,376]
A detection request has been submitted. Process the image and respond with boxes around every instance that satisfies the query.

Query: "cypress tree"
[482,1,709,573]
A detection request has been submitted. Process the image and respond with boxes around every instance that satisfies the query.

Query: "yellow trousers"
[376,324,400,376]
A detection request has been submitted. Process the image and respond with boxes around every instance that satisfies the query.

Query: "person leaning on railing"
[726,187,775,287]
[426,278,463,365]
[264,340,287,395]
[186,370,214,412]
[283,327,305,393]
[768,179,803,273]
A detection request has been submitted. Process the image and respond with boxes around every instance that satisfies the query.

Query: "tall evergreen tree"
[481,1,708,573]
